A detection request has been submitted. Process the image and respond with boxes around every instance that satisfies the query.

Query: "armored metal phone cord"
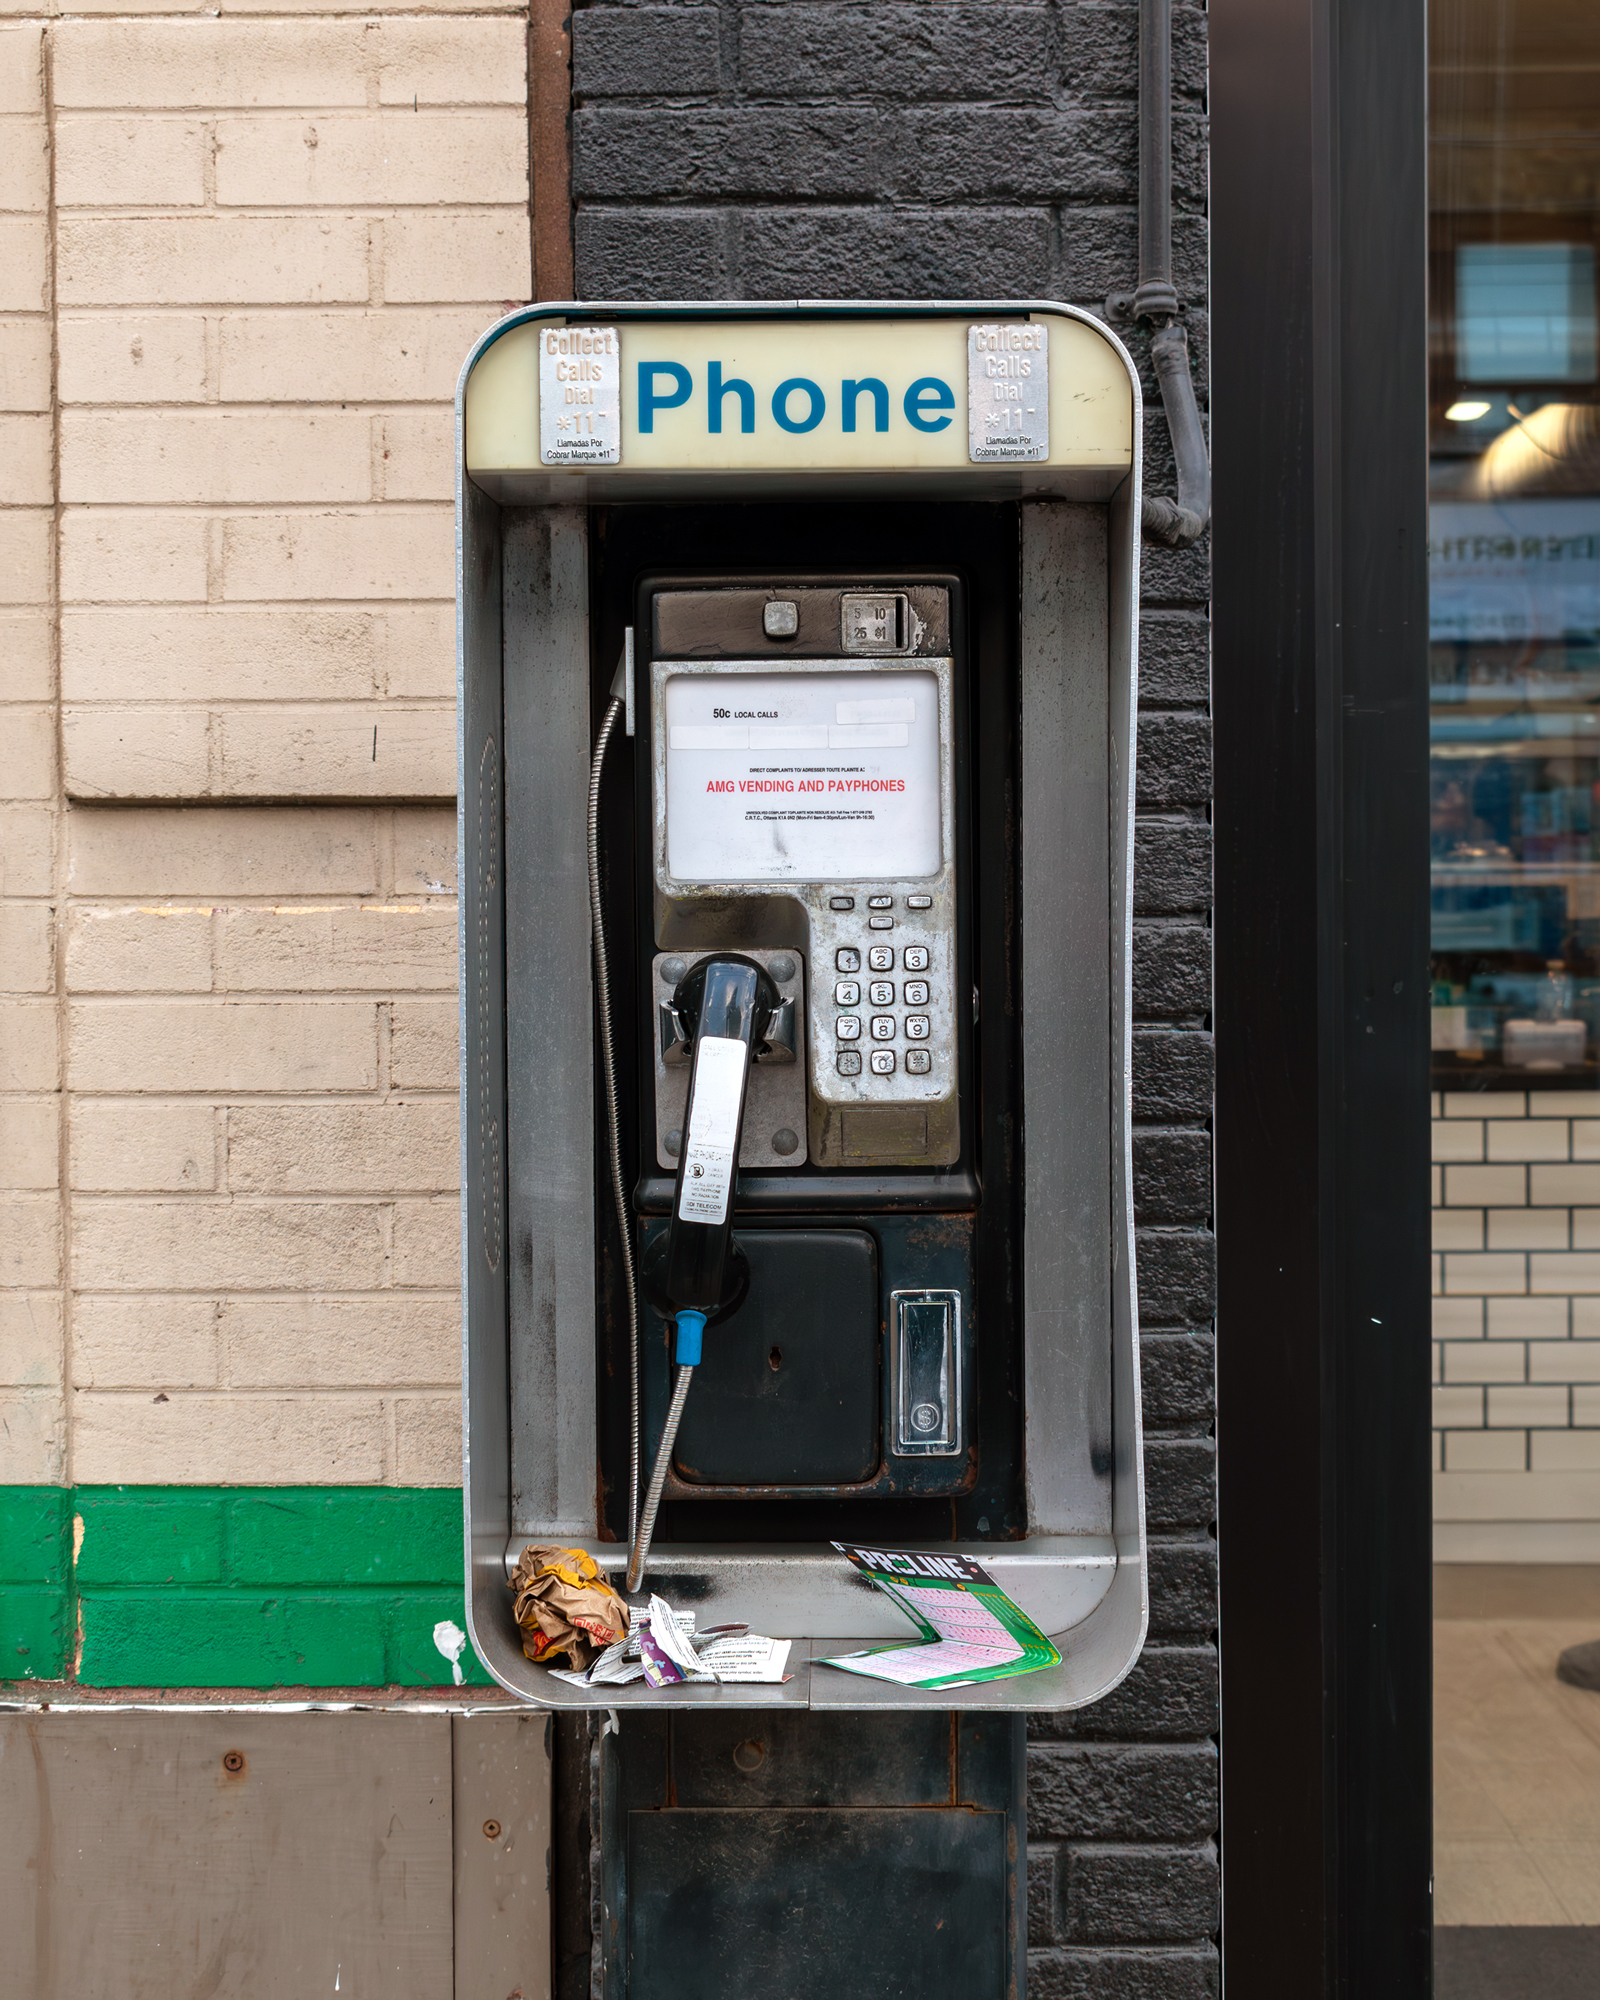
[627,1357,694,1596]
[588,694,641,1547]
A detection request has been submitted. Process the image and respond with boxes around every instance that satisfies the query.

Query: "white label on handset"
[676,1035,747,1226]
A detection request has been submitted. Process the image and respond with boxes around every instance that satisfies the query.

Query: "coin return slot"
[891,1290,962,1457]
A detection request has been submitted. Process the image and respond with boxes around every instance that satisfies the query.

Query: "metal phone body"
[633,577,978,1508]
[649,589,960,1169]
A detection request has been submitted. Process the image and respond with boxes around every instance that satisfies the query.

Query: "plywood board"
[1,1712,454,1998]
[452,1713,553,1999]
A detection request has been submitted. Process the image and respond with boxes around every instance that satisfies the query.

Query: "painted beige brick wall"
[0,5,529,1486]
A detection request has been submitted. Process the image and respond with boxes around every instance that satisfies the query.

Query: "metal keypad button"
[830,895,855,911]
[906,1049,931,1074]
[868,917,894,930]
[903,946,929,972]
[869,1050,896,1075]
[905,1015,930,1041]
[836,947,861,972]
[870,1016,895,1041]
[835,980,860,1006]
[837,1016,862,1041]
[868,980,894,1006]
[868,946,893,972]
[837,1049,862,1075]
[867,895,893,909]
[903,980,929,1006]
[907,894,933,909]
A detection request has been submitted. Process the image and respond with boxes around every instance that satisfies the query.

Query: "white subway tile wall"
[1432,1091,1600,1546]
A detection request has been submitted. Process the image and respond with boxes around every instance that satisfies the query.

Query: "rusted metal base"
[581,1708,1026,2000]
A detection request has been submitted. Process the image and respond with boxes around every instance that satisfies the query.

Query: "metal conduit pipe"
[1134,0,1211,548]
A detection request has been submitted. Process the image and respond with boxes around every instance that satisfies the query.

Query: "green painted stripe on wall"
[0,1485,70,1581]
[1,1488,72,1677]
[1,1486,494,1689]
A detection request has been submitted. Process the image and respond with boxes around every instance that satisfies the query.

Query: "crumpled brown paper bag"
[509,1544,630,1670]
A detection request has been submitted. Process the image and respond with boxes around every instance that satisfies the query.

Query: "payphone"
[458,304,1147,1719]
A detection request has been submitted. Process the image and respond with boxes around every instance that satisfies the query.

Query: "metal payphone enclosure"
[458,302,1147,1712]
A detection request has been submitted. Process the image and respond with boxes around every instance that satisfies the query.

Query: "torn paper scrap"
[548,1603,791,1690]
[432,1619,469,1686]
[695,1633,792,1683]
[641,1594,712,1686]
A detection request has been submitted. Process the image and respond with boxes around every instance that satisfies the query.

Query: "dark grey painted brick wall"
[570,5,1216,1991]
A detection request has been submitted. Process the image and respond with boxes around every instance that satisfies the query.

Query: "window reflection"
[1429,0,1600,1958]
[1430,8,1600,1089]
[1456,243,1597,384]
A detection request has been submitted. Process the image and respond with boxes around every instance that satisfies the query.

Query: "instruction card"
[663,669,942,884]
[819,1545,1061,1689]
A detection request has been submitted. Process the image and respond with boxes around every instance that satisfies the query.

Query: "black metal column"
[1210,0,1432,1993]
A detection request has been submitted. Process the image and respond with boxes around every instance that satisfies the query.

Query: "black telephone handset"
[653,954,778,1331]
[630,953,780,1591]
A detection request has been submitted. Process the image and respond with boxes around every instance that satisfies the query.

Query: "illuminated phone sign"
[465,312,1131,483]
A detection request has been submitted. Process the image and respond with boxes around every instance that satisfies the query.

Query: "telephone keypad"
[812,882,951,1152]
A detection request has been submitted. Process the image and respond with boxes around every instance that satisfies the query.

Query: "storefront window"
[1430,8,1600,1092]
[1430,0,1600,1967]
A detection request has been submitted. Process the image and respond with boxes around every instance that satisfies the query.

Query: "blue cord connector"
[673,1308,707,1367]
